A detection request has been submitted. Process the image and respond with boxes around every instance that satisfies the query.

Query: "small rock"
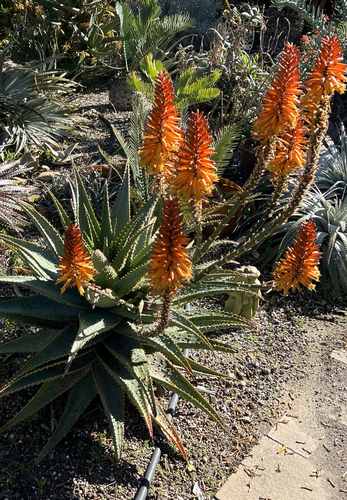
[261,367,271,376]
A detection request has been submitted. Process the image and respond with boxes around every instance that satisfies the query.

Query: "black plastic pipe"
[134,447,162,500]
[133,370,186,500]
[134,306,191,500]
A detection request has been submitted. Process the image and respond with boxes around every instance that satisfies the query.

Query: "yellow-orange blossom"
[302,35,347,124]
[57,224,95,295]
[273,220,320,294]
[149,198,192,295]
[253,43,301,142]
[174,111,217,201]
[139,72,181,177]
[268,118,306,180]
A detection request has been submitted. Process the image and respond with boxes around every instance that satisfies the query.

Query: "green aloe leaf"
[0,235,57,279]
[0,353,94,398]
[37,372,97,462]
[105,335,157,414]
[185,357,227,378]
[130,243,152,268]
[0,367,90,434]
[100,183,114,254]
[97,349,154,438]
[68,311,121,365]
[173,282,259,306]
[0,296,81,324]
[0,330,59,354]
[112,263,148,297]
[49,190,71,229]
[112,219,155,273]
[154,405,187,459]
[18,327,78,377]
[170,310,212,349]
[0,277,86,308]
[93,362,125,460]
[72,170,100,245]
[21,202,64,257]
[189,311,252,331]
[112,165,131,235]
[151,364,223,426]
[131,197,158,256]
[165,327,239,353]
[144,334,192,373]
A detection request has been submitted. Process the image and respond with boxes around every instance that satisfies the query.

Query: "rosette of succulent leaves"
[0,168,257,462]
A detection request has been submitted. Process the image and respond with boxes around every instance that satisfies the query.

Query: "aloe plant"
[0,168,254,461]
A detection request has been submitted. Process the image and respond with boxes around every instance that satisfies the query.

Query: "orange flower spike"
[174,111,217,201]
[273,220,321,295]
[149,198,192,295]
[302,35,347,113]
[139,72,182,176]
[57,224,95,296]
[253,43,301,142]
[268,119,307,178]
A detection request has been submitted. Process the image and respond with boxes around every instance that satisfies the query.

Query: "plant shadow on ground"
[0,386,161,499]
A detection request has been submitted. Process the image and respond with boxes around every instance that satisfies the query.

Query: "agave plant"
[0,159,37,229]
[318,129,347,195]
[0,65,73,154]
[0,168,254,461]
[278,187,347,297]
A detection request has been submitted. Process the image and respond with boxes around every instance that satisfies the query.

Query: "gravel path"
[216,314,347,499]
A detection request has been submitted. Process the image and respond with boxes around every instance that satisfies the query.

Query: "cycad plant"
[115,0,191,70]
[128,53,222,111]
[0,65,73,155]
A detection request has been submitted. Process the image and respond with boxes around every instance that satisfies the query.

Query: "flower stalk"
[273,220,320,294]
[139,72,182,190]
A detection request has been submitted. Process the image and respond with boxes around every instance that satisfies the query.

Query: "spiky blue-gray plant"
[0,159,37,229]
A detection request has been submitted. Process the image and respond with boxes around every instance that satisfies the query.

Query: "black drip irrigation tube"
[134,305,191,500]
[133,349,188,500]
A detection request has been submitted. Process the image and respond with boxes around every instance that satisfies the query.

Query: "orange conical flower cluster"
[57,224,95,296]
[174,111,217,202]
[253,43,301,142]
[268,119,307,181]
[273,220,320,295]
[139,72,182,177]
[149,198,192,295]
[302,36,347,124]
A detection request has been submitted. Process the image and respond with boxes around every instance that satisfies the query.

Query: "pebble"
[261,367,271,376]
